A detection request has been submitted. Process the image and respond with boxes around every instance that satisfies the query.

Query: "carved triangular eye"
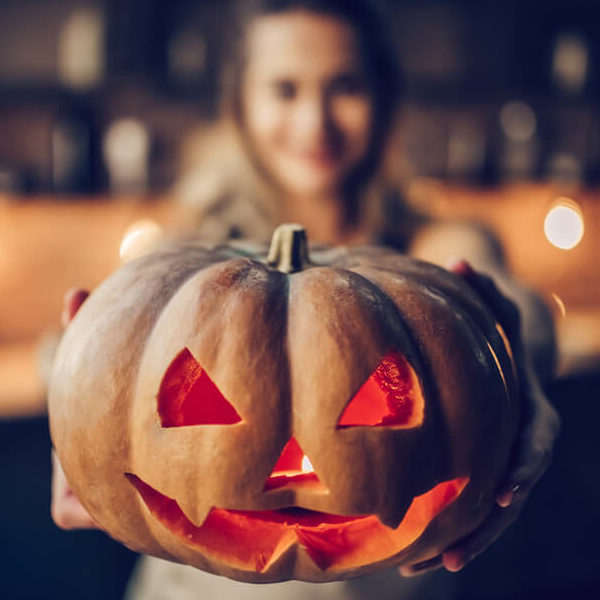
[338,351,424,428]
[158,348,241,427]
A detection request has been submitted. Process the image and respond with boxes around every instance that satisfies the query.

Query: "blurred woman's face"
[241,11,374,197]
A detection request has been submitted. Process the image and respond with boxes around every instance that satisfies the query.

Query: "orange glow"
[127,474,469,572]
[158,348,241,427]
[270,436,304,472]
[338,351,424,428]
[264,437,325,492]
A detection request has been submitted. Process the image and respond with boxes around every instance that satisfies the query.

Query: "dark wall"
[0,417,138,600]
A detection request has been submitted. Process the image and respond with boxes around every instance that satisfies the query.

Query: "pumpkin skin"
[48,225,519,583]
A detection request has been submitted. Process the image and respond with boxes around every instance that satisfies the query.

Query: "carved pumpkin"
[49,224,519,583]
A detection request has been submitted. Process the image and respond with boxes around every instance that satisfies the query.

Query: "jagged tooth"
[259,530,297,573]
[126,473,212,528]
[176,495,213,528]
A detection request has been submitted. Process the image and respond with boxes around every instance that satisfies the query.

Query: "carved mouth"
[127,474,468,573]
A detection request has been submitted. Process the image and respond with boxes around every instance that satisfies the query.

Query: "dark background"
[1,0,599,193]
[1,1,599,599]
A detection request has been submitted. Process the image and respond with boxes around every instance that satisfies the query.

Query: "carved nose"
[263,436,325,492]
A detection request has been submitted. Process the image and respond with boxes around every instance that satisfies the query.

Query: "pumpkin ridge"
[286,266,432,528]
[346,262,517,402]
[129,255,292,530]
[50,245,244,555]
[351,264,516,410]
[316,265,429,403]
[342,260,518,399]
[345,265,518,498]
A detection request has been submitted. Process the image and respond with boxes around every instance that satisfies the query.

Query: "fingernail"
[443,551,465,572]
[445,561,464,573]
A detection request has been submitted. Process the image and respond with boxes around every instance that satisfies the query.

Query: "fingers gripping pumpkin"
[49,224,519,582]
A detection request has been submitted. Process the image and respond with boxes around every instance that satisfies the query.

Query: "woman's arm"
[402,222,561,575]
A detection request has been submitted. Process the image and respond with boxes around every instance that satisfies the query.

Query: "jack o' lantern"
[49,224,519,583]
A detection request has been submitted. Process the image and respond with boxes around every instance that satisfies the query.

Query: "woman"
[174,0,553,378]
[175,0,408,247]
[52,0,559,596]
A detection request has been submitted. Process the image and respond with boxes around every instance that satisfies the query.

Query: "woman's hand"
[50,288,99,530]
[400,260,561,576]
[51,449,98,529]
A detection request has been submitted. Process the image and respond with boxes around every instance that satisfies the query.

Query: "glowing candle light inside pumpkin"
[301,455,314,473]
[544,198,584,250]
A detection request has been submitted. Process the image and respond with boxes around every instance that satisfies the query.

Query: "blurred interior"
[1,1,599,599]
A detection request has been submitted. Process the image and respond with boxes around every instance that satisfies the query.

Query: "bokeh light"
[500,101,537,142]
[552,32,589,94]
[119,220,163,262]
[58,8,105,89]
[544,198,584,250]
[103,119,150,192]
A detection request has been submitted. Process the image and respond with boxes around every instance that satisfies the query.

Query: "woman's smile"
[241,11,373,197]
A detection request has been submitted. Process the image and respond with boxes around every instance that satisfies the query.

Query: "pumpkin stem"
[267,224,311,273]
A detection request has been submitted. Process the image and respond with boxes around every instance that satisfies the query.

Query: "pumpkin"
[48,224,519,583]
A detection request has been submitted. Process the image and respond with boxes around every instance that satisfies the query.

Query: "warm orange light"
[338,351,424,428]
[157,347,241,427]
[544,198,584,250]
[119,220,162,262]
[128,473,469,572]
[264,437,325,492]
